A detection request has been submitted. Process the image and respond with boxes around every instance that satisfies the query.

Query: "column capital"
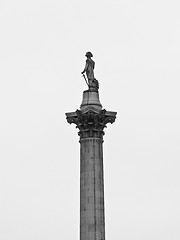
[66,108,117,139]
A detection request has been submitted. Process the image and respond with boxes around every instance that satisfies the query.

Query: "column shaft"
[80,137,105,240]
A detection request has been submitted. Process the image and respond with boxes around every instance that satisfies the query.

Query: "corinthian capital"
[66,108,116,139]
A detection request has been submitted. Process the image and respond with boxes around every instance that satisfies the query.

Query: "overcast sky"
[0,0,180,239]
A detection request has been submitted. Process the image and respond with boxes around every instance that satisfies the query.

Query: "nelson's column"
[65,52,117,240]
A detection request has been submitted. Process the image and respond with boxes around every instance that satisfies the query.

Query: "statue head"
[85,52,93,58]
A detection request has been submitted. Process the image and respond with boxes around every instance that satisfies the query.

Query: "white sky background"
[0,0,180,239]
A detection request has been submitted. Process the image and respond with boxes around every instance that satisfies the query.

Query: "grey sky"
[0,0,180,239]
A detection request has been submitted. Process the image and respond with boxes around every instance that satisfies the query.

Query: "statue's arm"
[81,60,88,74]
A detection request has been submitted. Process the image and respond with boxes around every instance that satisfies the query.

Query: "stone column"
[66,90,116,240]
[80,136,105,240]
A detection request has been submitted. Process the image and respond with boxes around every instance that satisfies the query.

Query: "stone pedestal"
[66,90,116,240]
[80,90,102,111]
